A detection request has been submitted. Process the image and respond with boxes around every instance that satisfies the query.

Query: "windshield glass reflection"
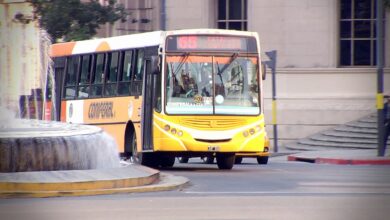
[165,55,260,115]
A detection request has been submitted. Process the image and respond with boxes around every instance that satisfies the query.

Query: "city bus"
[46,29,268,170]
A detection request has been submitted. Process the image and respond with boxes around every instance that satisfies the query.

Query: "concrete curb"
[0,165,189,198]
[287,155,390,165]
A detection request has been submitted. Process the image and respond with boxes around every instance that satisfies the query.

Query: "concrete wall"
[263,68,390,145]
[249,0,338,68]
[248,0,390,147]
[165,0,214,30]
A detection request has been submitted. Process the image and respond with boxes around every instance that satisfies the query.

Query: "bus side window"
[131,49,144,95]
[104,51,119,97]
[118,50,133,95]
[64,56,79,99]
[135,50,144,81]
[77,54,92,98]
[90,53,105,97]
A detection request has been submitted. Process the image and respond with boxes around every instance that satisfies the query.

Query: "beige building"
[101,0,390,148]
[0,0,45,113]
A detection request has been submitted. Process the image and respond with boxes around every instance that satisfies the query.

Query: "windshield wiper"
[217,53,239,77]
[216,53,239,86]
[172,52,190,77]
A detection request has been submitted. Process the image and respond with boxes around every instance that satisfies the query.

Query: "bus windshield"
[165,55,260,115]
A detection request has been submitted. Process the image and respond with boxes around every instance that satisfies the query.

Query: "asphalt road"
[1,156,390,220]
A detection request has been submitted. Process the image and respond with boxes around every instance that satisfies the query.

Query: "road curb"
[288,155,390,165]
[0,173,189,198]
[0,165,189,198]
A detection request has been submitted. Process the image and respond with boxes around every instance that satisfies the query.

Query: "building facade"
[100,0,390,148]
[1,0,389,147]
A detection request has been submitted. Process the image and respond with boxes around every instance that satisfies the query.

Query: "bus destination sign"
[166,35,257,53]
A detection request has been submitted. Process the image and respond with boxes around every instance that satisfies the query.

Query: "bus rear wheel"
[257,156,269,164]
[202,156,214,164]
[178,157,189,163]
[216,153,235,170]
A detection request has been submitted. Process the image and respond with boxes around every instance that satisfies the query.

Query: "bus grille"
[180,118,246,129]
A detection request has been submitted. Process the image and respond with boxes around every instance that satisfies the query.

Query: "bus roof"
[50,29,259,57]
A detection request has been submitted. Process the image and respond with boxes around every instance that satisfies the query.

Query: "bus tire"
[216,153,235,170]
[130,133,158,168]
[202,156,214,164]
[178,157,189,163]
[234,156,243,164]
[160,156,175,168]
[141,153,159,168]
[130,131,140,164]
[257,156,269,165]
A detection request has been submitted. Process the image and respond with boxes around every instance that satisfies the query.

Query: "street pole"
[376,0,385,157]
[265,50,278,153]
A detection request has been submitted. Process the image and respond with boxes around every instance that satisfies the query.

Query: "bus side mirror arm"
[261,62,267,80]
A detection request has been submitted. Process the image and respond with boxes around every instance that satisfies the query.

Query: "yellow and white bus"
[46,29,268,169]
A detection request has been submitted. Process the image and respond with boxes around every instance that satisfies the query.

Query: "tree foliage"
[28,0,127,42]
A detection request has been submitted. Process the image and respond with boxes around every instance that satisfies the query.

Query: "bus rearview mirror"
[261,62,266,80]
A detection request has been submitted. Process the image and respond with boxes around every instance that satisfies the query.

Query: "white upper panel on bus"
[165,29,259,39]
[50,29,260,57]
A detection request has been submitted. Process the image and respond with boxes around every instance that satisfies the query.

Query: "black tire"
[234,156,243,164]
[160,156,175,168]
[257,156,269,165]
[202,156,214,164]
[130,133,158,168]
[141,153,159,168]
[178,157,189,163]
[130,131,140,164]
[216,153,235,170]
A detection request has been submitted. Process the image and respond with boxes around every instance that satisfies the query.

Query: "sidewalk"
[287,149,390,165]
[0,163,188,198]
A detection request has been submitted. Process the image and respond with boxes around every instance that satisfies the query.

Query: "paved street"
[1,156,390,220]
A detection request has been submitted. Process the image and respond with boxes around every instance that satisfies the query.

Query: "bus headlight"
[243,131,249,137]
[249,128,255,135]
[177,130,183,136]
[164,125,170,131]
[171,128,177,135]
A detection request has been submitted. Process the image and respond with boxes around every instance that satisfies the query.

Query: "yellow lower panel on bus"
[97,123,126,152]
[152,113,266,153]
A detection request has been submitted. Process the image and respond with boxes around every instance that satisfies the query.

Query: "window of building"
[217,0,247,31]
[340,0,377,66]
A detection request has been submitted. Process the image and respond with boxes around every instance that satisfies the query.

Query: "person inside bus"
[180,70,197,97]
[171,70,184,97]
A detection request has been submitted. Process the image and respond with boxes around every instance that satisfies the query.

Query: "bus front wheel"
[216,153,235,170]
[130,133,158,167]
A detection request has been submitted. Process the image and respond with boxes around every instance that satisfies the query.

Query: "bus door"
[141,58,155,151]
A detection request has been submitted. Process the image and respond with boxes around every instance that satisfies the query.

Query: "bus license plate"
[208,146,220,151]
